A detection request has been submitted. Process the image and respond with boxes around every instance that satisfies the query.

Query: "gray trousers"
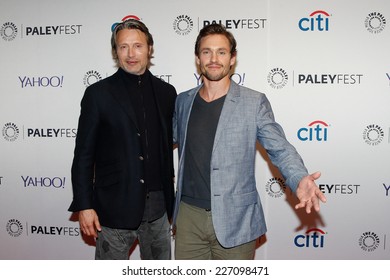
[95,212,171,260]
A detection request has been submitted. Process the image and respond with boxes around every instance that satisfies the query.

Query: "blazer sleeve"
[68,86,100,212]
[256,94,308,192]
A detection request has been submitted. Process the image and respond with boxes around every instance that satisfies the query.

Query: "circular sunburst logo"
[2,122,20,141]
[6,219,24,237]
[267,68,288,89]
[0,22,18,41]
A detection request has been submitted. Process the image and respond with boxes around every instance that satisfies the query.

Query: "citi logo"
[294,228,326,248]
[111,15,141,32]
[299,10,331,31]
[297,120,329,141]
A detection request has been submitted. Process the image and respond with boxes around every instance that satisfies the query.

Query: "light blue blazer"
[173,81,308,248]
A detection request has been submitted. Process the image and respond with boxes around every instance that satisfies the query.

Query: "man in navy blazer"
[69,19,176,259]
[173,23,326,259]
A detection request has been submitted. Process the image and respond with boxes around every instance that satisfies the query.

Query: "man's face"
[196,34,236,82]
[116,28,151,75]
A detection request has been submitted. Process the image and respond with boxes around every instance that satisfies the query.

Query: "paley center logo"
[267,68,288,89]
[2,123,77,141]
[297,120,329,142]
[173,15,194,36]
[83,70,103,87]
[358,231,380,252]
[1,20,82,40]
[265,177,287,198]
[362,124,384,146]
[2,122,20,141]
[365,12,386,34]
[294,228,327,248]
[0,22,18,41]
[299,10,331,31]
[6,219,80,237]
[6,219,24,237]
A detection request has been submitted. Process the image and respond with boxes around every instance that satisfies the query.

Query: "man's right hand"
[79,209,101,238]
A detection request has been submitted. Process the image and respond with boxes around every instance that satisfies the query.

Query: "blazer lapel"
[109,70,139,131]
[212,81,240,152]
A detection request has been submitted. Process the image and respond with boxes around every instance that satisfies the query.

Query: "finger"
[94,219,102,233]
[312,197,320,212]
[319,191,327,203]
[305,200,312,214]
[295,201,305,210]
[86,224,98,238]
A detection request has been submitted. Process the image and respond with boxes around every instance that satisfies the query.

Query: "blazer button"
[137,133,141,137]
[140,179,145,184]
[139,156,144,160]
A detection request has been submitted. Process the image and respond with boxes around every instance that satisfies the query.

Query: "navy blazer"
[69,69,177,229]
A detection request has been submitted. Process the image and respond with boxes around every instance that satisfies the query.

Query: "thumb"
[310,171,321,180]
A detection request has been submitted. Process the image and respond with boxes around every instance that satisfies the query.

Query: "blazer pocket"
[94,160,122,188]
[232,191,259,207]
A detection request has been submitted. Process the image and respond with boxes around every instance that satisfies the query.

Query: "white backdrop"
[0,0,389,260]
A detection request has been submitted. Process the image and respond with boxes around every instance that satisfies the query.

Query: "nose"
[127,46,135,57]
[210,51,218,62]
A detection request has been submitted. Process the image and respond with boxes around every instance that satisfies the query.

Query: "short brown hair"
[195,23,237,56]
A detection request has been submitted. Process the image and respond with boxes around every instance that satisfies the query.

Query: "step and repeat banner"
[1,0,389,260]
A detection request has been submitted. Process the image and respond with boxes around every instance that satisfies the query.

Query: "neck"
[200,77,230,102]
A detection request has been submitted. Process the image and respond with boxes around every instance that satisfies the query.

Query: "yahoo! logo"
[299,10,330,31]
[19,75,64,88]
[194,73,246,86]
[294,228,326,248]
[297,120,329,142]
[21,176,66,188]
[384,183,390,196]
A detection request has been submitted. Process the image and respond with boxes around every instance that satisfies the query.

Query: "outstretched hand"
[295,171,327,214]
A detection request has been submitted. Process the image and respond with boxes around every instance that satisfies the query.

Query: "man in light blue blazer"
[173,23,327,260]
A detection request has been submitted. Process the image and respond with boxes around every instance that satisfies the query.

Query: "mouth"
[206,63,222,69]
[126,60,138,65]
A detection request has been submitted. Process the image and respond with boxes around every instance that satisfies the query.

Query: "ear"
[195,55,201,66]
[230,53,236,67]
